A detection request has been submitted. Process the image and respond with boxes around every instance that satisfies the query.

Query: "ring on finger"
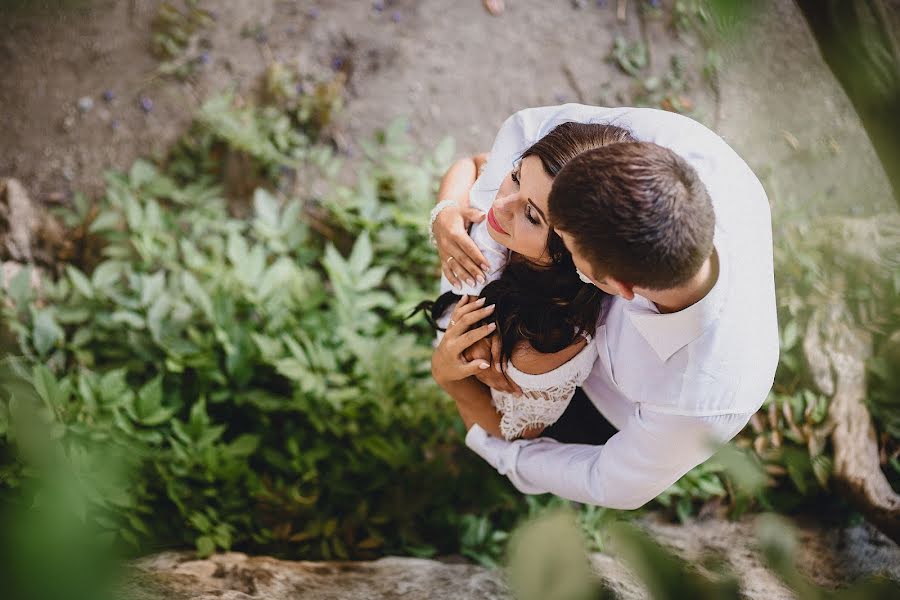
[449,319,456,327]
[446,256,456,264]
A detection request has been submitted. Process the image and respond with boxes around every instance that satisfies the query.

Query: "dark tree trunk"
[795,0,900,207]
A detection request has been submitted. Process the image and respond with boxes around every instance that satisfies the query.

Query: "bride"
[423,122,633,442]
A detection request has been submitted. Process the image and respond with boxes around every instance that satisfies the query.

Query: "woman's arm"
[442,377,504,438]
[432,155,490,288]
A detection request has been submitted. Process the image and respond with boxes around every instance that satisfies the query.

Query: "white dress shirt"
[459,105,779,509]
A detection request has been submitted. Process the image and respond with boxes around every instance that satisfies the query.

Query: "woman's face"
[486,155,555,264]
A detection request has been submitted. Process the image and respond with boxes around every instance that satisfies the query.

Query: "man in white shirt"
[430,105,779,509]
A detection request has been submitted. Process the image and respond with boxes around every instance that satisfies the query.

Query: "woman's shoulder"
[509,338,590,376]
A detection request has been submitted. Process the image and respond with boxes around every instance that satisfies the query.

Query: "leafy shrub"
[0,101,522,560]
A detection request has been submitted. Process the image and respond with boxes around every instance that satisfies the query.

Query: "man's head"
[548,142,715,298]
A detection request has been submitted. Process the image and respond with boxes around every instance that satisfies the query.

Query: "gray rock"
[124,552,512,600]
[121,515,900,600]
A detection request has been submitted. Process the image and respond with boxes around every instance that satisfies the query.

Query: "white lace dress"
[490,334,598,440]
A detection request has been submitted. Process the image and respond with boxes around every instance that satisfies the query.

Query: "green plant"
[151,0,215,78]
[0,99,522,561]
[611,36,648,77]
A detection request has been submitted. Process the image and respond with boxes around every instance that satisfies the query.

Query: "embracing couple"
[423,104,779,509]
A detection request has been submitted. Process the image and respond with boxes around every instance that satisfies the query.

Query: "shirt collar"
[626,234,730,362]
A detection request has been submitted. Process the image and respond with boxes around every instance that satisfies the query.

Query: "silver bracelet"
[429,199,458,247]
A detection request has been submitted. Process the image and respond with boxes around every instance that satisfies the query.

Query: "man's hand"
[433,204,489,289]
[463,334,522,395]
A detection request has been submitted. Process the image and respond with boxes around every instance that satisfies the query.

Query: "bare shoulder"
[509,338,588,376]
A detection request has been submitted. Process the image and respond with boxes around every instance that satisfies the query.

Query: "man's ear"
[606,276,635,300]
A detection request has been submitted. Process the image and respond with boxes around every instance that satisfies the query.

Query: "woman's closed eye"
[511,163,521,186]
[525,204,540,225]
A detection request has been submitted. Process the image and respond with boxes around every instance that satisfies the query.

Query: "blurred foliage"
[151,0,215,79]
[507,507,900,600]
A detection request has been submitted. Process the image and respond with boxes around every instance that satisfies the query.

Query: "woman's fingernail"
[466,278,475,287]
[488,323,496,331]
[495,363,502,372]
[476,297,486,305]
[477,275,485,284]
[487,304,495,310]
[481,264,490,272]
[479,362,490,369]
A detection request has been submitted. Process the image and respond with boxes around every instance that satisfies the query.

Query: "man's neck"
[635,250,720,314]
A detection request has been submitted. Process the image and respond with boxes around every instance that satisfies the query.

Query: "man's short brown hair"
[548,142,715,290]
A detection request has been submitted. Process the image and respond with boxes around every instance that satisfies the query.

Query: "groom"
[435,105,778,509]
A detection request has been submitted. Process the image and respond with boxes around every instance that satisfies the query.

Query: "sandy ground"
[2,0,892,215]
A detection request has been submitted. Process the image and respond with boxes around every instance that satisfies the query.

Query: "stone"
[120,515,900,600]
[77,96,94,113]
[124,552,512,600]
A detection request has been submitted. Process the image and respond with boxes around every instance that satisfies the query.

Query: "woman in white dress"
[423,122,634,442]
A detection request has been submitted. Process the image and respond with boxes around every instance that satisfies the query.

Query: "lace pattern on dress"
[490,335,598,440]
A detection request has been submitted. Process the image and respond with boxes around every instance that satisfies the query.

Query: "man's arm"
[464,407,753,509]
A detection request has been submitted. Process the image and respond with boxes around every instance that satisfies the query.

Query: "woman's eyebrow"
[528,199,547,223]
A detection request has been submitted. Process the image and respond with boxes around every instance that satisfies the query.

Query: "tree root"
[805,302,900,544]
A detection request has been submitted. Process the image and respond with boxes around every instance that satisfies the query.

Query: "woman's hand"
[433,204,490,289]
[464,335,522,395]
[432,296,497,387]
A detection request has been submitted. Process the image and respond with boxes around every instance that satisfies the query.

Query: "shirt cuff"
[465,425,550,495]
[465,424,517,474]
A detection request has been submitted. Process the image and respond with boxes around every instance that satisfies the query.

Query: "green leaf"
[348,233,373,275]
[6,265,33,306]
[32,309,64,356]
[129,159,160,187]
[196,535,215,557]
[66,266,94,299]
[111,311,146,329]
[88,210,121,233]
[229,434,260,457]
[92,261,122,290]
[253,188,280,228]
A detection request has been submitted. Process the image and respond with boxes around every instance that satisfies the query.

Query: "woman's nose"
[494,192,518,215]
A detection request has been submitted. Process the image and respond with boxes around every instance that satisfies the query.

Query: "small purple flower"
[373,0,384,11]
[102,90,115,103]
[255,30,268,43]
[307,7,320,19]
[554,93,567,103]
[111,119,121,130]
[391,10,401,22]
[648,0,661,7]
[295,81,306,95]
[286,25,298,35]
[331,56,345,71]
[596,0,608,6]
[197,52,210,65]
[139,96,153,113]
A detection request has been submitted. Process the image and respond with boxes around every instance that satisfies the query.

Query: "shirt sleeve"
[465,408,753,509]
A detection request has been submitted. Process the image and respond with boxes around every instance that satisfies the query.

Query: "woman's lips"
[487,208,509,235]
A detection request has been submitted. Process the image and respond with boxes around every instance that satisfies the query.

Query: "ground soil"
[2,0,893,215]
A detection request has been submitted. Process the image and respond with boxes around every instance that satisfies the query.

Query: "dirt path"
[2,1,892,216]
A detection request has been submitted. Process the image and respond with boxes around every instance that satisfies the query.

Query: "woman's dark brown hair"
[416,122,634,367]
